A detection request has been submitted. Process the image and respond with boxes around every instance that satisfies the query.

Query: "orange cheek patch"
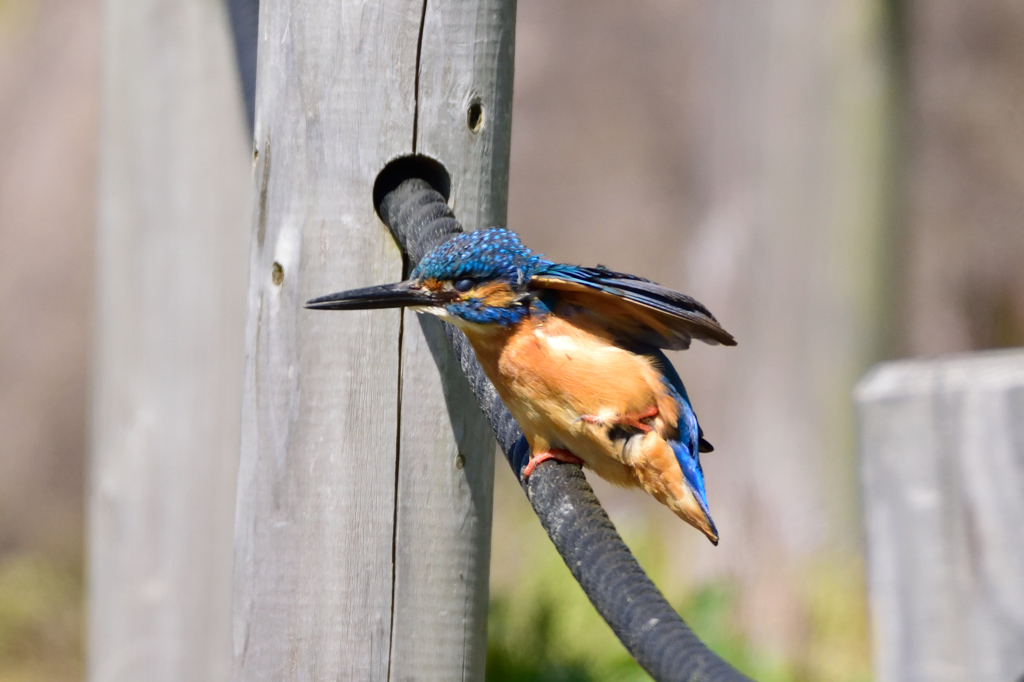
[470,281,516,307]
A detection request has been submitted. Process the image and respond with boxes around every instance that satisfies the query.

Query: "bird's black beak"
[305,280,445,311]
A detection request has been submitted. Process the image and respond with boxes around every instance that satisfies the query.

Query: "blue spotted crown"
[412,228,550,285]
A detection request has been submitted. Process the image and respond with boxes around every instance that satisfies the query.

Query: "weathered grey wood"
[230,5,413,679]
[91,0,251,680]
[857,350,1024,682]
[416,0,517,227]
[232,1,514,679]
[387,5,515,679]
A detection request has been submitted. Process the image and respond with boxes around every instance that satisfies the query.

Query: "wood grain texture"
[233,1,515,680]
[387,3,515,680]
[416,0,517,227]
[857,350,1024,682]
[91,0,251,680]
[231,2,416,679]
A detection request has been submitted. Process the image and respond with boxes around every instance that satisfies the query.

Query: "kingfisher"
[306,228,735,544]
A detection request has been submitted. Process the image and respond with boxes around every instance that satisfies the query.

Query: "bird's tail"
[628,433,718,544]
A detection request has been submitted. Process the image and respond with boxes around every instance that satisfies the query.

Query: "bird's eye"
[453,279,475,293]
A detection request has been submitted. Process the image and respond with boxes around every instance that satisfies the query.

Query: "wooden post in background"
[857,350,1024,682]
[231,1,515,679]
[91,0,251,680]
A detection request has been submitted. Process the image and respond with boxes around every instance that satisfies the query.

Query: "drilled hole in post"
[467,101,483,133]
[271,262,284,285]
[372,155,452,219]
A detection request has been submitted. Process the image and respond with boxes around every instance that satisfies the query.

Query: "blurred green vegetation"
[487,561,872,682]
[0,554,83,682]
[0,523,871,682]
[486,499,872,682]
[0,496,872,682]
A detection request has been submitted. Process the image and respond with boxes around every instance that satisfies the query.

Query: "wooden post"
[90,0,251,680]
[856,350,1024,682]
[231,1,515,679]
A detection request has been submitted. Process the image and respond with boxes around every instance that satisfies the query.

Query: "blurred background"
[2,0,1024,680]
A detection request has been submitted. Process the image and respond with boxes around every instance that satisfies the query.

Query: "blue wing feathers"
[647,348,713,516]
[533,263,736,349]
[541,264,718,320]
[648,349,698,453]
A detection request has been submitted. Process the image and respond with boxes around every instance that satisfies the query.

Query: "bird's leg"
[619,405,659,432]
[576,405,659,433]
[523,448,584,479]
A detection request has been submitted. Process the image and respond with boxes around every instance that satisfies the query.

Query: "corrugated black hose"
[379,179,751,682]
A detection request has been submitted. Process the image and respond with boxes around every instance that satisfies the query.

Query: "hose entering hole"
[378,178,751,682]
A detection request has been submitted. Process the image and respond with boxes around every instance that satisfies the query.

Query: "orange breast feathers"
[462,313,681,486]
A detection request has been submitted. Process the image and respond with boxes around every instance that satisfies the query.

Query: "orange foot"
[523,448,584,479]
[577,405,659,433]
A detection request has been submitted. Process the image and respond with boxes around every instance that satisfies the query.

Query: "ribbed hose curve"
[380,179,751,682]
